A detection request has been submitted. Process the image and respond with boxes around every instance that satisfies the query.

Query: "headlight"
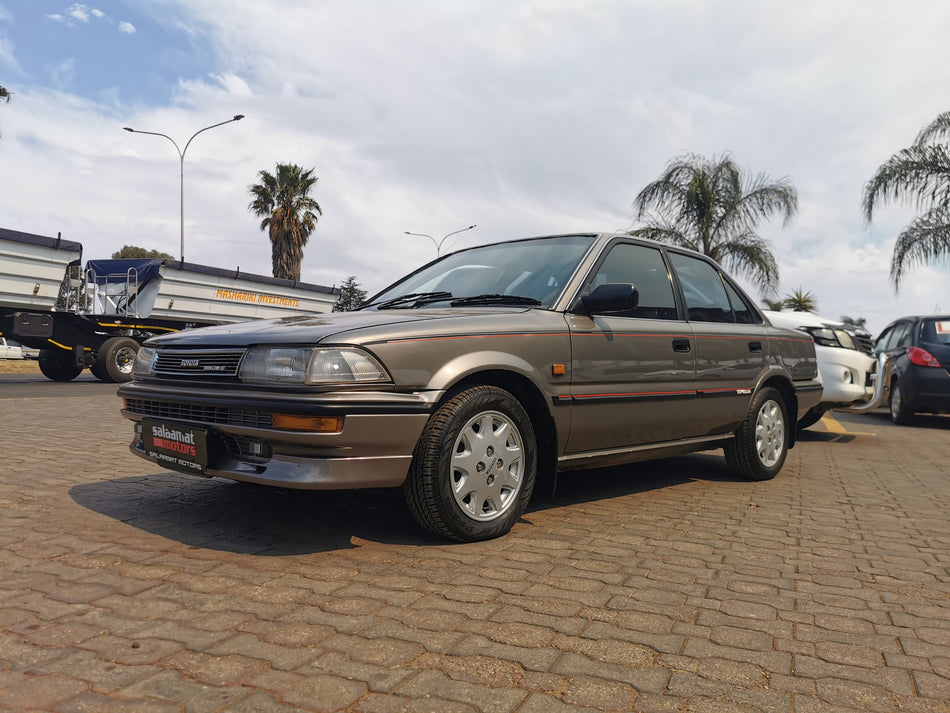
[803,326,858,350]
[132,346,156,378]
[239,347,391,385]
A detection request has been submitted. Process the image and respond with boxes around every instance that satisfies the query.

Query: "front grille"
[154,348,246,377]
[125,398,273,428]
[851,333,874,355]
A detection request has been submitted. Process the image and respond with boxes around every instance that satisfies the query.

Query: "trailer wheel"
[38,349,83,382]
[95,337,139,383]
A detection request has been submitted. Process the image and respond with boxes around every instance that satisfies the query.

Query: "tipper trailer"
[0,227,340,382]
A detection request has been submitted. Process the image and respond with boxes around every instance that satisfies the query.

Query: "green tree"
[333,276,367,312]
[783,287,817,312]
[862,110,950,289]
[762,298,785,311]
[248,163,322,282]
[111,245,174,259]
[630,153,797,296]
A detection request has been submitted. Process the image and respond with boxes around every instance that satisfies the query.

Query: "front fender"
[425,350,552,394]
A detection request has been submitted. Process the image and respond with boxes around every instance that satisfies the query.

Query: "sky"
[0,0,948,336]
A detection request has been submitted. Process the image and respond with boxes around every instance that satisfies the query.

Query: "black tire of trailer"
[38,349,83,382]
[95,337,139,383]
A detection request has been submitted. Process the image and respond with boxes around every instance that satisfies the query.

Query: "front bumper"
[119,381,435,489]
[814,345,877,407]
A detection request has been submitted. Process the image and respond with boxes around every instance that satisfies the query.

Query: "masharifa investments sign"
[214,288,300,308]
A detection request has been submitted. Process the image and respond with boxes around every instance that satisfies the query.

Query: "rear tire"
[403,386,537,542]
[725,386,788,481]
[95,337,139,383]
[889,382,914,425]
[38,349,83,382]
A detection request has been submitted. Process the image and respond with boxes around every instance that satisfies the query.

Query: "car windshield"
[364,235,597,309]
[922,318,950,345]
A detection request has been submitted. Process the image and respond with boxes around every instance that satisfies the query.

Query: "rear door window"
[668,253,735,323]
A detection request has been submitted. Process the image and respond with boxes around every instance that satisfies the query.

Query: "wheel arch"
[761,375,798,448]
[438,368,558,499]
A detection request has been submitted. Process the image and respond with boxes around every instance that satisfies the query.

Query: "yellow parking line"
[821,413,877,436]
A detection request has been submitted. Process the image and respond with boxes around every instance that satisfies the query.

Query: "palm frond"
[628,224,696,251]
[914,111,950,146]
[713,233,780,296]
[889,207,950,289]
[631,152,791,296]
[861,145,950,221]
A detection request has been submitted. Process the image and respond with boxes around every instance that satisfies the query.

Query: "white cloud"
[49,58,76,88]
[0,36,17,72]
[68,4,90,22]
[118,21,135,34]
[5,0,950,326]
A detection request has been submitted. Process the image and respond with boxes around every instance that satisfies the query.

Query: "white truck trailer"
[0,227,340,382]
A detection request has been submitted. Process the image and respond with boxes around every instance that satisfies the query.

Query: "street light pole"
[404,224,477,256]
[123,114,245,263]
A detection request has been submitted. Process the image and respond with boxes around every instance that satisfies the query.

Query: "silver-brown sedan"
[119,233,820,541]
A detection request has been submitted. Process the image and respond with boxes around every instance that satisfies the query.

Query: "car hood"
[147,307,538,347]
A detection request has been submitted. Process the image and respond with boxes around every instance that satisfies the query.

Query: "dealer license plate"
[142,419,208,474]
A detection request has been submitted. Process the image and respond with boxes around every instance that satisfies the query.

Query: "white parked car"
[0,337,23,359]
[764,311,887,428]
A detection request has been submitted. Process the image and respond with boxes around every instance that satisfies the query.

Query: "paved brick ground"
[0,390,948,712]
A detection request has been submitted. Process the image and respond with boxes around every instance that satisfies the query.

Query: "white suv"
[764,311,884,428]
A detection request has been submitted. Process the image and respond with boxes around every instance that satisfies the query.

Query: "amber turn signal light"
[272,413,344,433]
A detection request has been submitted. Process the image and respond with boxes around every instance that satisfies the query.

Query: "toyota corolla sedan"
[119,233,820,541]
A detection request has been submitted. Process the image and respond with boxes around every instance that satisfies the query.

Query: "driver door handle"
[672,338,692,353]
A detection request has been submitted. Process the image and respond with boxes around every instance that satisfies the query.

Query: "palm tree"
[630,153,798,296]
[783,287,817,312]
[840,315,868,330]
[862,111,950,290]
[248,163,322,281]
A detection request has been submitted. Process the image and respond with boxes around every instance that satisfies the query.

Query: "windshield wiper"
[449,294,543,307]
[369,291,453,309]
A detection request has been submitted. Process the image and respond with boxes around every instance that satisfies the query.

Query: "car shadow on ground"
[857,410,950,430]
[69,453,743,556]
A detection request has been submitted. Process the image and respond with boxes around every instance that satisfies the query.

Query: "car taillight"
[908,346,942,367]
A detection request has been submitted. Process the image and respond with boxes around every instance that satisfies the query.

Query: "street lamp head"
[123,127,134,132]
[233,114,245,121]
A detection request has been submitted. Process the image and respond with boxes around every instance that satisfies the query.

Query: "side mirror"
[580,283,639,314]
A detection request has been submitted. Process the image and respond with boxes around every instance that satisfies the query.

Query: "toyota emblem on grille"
[181,358,200,368]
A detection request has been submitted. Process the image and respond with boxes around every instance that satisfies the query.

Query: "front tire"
[38,349,83,382]
[404,386,537,542]
[889,382,914,425]
[797,406,825,430]
[725,386,789,481]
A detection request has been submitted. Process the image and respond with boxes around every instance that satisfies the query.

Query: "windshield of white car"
[364,235,596,310]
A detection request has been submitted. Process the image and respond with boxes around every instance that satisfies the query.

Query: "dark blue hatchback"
[875,316,950,423]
